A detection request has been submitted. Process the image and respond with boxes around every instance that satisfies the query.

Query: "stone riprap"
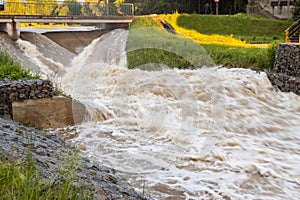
[0,79,56,119]
[0,117,143,200]
[267,43,300,95]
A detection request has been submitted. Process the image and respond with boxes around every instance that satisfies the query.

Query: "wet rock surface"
[268,43,300,95]
[0,117,143,200]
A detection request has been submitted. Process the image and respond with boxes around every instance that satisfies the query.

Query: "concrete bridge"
[0,1,135,40]
[0,15,134,40]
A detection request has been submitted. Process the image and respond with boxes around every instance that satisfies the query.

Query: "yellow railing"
[0,0,134,16]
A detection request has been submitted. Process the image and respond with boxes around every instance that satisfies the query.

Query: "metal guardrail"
[0,0,134,16]
[285,19,300,43]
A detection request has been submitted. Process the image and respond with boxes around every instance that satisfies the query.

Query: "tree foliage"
[293,0,300,20]
[81,0,105,16]
[126,0,248,15]
[49,0,82,16]
[2,0,249,16]
[2,0,128,16]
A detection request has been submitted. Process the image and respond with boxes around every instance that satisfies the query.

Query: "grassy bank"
[0,152,93,200]
[127,14,286,70]
[175,13,293,43]
[203,44,276,70]
[127,17,214,70]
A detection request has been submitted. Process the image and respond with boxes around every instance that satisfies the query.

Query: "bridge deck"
[0,15,135,40]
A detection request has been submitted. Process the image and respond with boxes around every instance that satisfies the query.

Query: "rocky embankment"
[0,117,143,200]
[267,43,300,95]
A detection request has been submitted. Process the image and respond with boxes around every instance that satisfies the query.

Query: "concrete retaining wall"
[0,79,55,119]
[12,96,88,129]
[268,43,300,95]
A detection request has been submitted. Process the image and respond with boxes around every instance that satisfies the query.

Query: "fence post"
[131,3,134,16]
[106,0,109,15]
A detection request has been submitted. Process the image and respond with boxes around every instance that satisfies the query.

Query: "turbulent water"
[15,29,300,199]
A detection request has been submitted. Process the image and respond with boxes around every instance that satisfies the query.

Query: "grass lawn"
[175,13,293,43]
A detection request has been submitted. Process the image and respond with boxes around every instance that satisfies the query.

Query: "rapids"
[15,29,300,199]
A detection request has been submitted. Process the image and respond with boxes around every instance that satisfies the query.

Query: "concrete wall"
[12,96,88,129]
[268,43,300,95]
[247,0,293,19]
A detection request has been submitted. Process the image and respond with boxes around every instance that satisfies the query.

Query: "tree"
[126,0,181,15]
[58,6,70,16]
[114,0,125,14]
[293,0,300,20]
[54,0,82,16]
[125,0,248,15]
[82,0,107,16]
[218,0,247,14]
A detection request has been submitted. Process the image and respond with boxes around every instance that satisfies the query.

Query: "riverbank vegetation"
[0,152,93,200]
[0,51,39,80]
[127,14,290,70]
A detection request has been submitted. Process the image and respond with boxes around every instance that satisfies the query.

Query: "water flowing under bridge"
[0,0,135,40]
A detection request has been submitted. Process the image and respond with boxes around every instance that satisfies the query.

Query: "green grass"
[176,13,293,43]
[127,15,279,70]
[0,151,93,200]
[0,51,39,80]
[203,44,276,70]
[129,16,161,29]
[127,17,214,70]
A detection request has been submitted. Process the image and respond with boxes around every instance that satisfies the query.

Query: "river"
[14,28,300,199]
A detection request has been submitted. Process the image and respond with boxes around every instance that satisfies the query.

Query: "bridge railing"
[0,0,134,16]
[285,19,300,43]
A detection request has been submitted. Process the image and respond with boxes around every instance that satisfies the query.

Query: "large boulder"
[12,96,104,128]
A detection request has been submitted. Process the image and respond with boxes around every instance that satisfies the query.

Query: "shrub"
[0,51,39,80]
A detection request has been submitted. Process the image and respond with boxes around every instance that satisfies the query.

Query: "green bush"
[0,51,39,80]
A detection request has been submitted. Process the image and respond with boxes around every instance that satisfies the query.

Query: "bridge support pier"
[0,22,20,40]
